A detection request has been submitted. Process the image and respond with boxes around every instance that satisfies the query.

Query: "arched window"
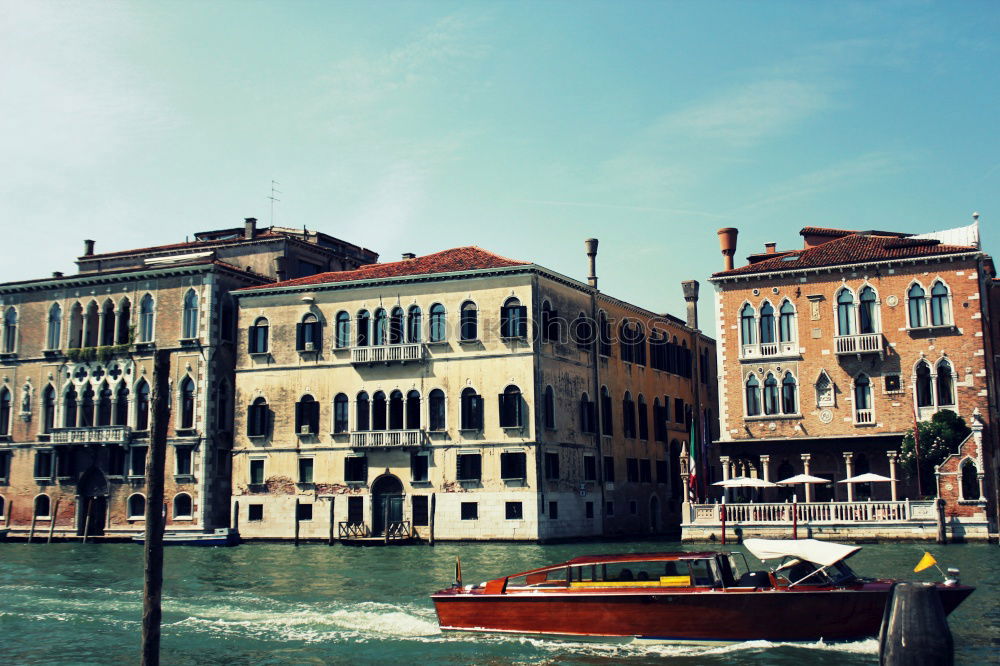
[580,392,595,433]
[574,311,594,350]
[745,375,761,416]
[249,317,269,354]
[405,390,421,429]
[135,381,150,431]
[128,493,146,519]
[936,360,956,407]
[117,297,132,344]
[68,302,83,348]
[619,321,633,363]
[429,304,446,342]
[115,385,129,426]
[371,391,387,431]
[2,307,16,353]
[335,311,351,348]
[961,460,980,500]
[295,394,319,435]
[600,386,613,435]
[80,386,95,427]
[356,310,371,347]
[543,386,555,429]
[173,493,192,519]
[428,389,446,431]
[64,387,78,427]
[139,294,155,342]
[759,302,775,344]
[97,383,113,426]
[389,307,404,345]
[0,388,10,435]
[915,361,933,407]
[815,371,833,407]
[763,374,779,415]
[100,299,116,347]
[637,394,648,440]
[461,387,483,430]
[500,297,527,339]
[634,323,647,365]
[355,392,370,431]
[858,286,877,334]
[740,303,756,346]
[182,289,199,339]
[854,374,872,422]
[34,494,51,518]
[42,385,55,433]
[930,281,951,326]
[373,308,388,346]
[84,301,99,347]
[333,393,349,433]
[297,313,321,352]
[499,385,522,428]
[781,373,797,414]
[541,301,559,342]
[407,305,422,343]
[47,303,62,350]
[247,397,269,437]
[779,300,795,343]
[836,288,855,336]
[180,377,195,429]
[908,283,926,328]
[622,391,636,438]
[388,390,404,430]
[598,311,611,356]
[460,301,478,341]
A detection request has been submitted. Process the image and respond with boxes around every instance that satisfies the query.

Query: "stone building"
[0,218,376,540]
[230,243,717,541]
[708,220,996,539]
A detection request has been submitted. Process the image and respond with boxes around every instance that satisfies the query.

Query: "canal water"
[1,540,996,665]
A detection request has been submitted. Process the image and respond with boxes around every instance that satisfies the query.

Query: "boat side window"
[508,567,569,588]
[687,560,716,587]
[777,560,832,587]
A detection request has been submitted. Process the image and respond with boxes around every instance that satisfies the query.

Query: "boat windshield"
[505,559,719,589]
[775,558,859,587]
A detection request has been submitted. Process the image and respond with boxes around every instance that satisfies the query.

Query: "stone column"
[719,455,731,502]
[843,452,854,502]
[887,451,898,501]
[801,454,812,502]
[759,455,771,502]
[96,312,106,346]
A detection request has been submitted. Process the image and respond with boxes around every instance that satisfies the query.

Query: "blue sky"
[2,1,999,331]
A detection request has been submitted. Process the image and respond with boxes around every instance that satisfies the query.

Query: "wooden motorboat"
[132,528,238,547]
[431,539,973,643]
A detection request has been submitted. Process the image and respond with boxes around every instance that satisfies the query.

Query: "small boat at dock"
[431,538,974,643]
[132,528,238,547]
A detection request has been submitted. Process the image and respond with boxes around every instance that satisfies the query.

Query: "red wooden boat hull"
[433,583,974,642]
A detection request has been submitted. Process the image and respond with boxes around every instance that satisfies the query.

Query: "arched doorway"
[371,474,403,536]
[77,466,108,536]
[649,495,660,533]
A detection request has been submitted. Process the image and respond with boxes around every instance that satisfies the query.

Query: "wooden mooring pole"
[294,498,300,546]
[28,508,37,543]
[429,493,436,547]
[82,498,93,544]
[935,498,947,545]
[328,497,335,546]
[383,500,390,545]
[47,498,60,543]
[141,350,170,666]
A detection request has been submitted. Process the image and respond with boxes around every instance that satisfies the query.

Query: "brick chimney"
[244,217,257,240]
[401,252,416,260]
[717,228,738,271]
[585,238,599,288]
[83,239,95,256]
[765,242,777,254]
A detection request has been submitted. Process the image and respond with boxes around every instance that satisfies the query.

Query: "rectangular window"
[296,502,313,521]
[460,502,478,520]
[0,451,10,480]
[656,460,668,484]
[298,457,314,484]
[345,456,368,483]
[605,501,614,516]
[34,450,54,479]
[603,456,615,483]
[175,446,193,476]
[248,504,263,521]
[583,455,597,481]
[585,501,594,519]
[249,458,265,485]
[544,452,560,480]
[411,453,429,482]
[674,398,684,424]
[500,451,526,480]
[129,446,147,477]
[885,375,902,393]
[505,501,523,520]
[548,501,558,519]
[629,500,638,515]
[56,449,75,478]
[639,459,652,483]
[626,457,639,483]
[412,495,429,526]
[456,453,482,481]
[108,447,125,476]
[347,496,364,524]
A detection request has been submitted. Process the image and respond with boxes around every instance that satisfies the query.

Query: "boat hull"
[433,584,974,643]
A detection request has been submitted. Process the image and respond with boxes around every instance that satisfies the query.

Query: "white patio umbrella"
[775,474,832,485]
[712,477,777,488]
[838,472,893,484]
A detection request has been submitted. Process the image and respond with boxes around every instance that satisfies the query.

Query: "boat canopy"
[744,539,861,567]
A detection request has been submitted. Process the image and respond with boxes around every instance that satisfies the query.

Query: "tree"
[900,410,970,497]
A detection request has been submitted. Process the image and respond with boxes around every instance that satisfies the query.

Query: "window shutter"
[312,325,322,351]
[247,406,256,436]
[295,323,304,351]
[309,400,320,433]
[472,395,483,429]
[248,326,258,353]
[516,306,528,337]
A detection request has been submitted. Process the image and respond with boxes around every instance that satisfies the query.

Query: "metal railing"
[338,522,370,538]
[687,499,928,525]
[350,430,425,448]
[385,521,411,539]
[50,425,131,444]
[834,333,882,355]
[351,344,424,365]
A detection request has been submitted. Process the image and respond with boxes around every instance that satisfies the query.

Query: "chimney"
[52,271,63,278]
[682,280,700,330]
[244,217,257,240]
[717,228,738,271]
[401,252,416,260]
[765,242,777,254]
[273,256,286,281]
[83,239,95,256]
[585,238,599,288]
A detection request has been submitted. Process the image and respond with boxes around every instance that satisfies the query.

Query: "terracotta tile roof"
[799,226,857,238]
[239,246,530,291]
[713,232,978,278]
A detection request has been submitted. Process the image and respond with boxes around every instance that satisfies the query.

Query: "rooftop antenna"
[267,180,281,227]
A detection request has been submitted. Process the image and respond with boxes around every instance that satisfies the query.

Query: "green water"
[0,540,996,665]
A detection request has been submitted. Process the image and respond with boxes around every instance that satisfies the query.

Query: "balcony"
[351,343,424,365]
[350,429,425,448]
[739,341,798,360]
[51,425,132,444]
[834,333,883,356]
[854,409,874,425]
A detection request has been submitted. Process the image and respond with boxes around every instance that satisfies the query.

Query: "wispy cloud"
[515,198,730,219]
